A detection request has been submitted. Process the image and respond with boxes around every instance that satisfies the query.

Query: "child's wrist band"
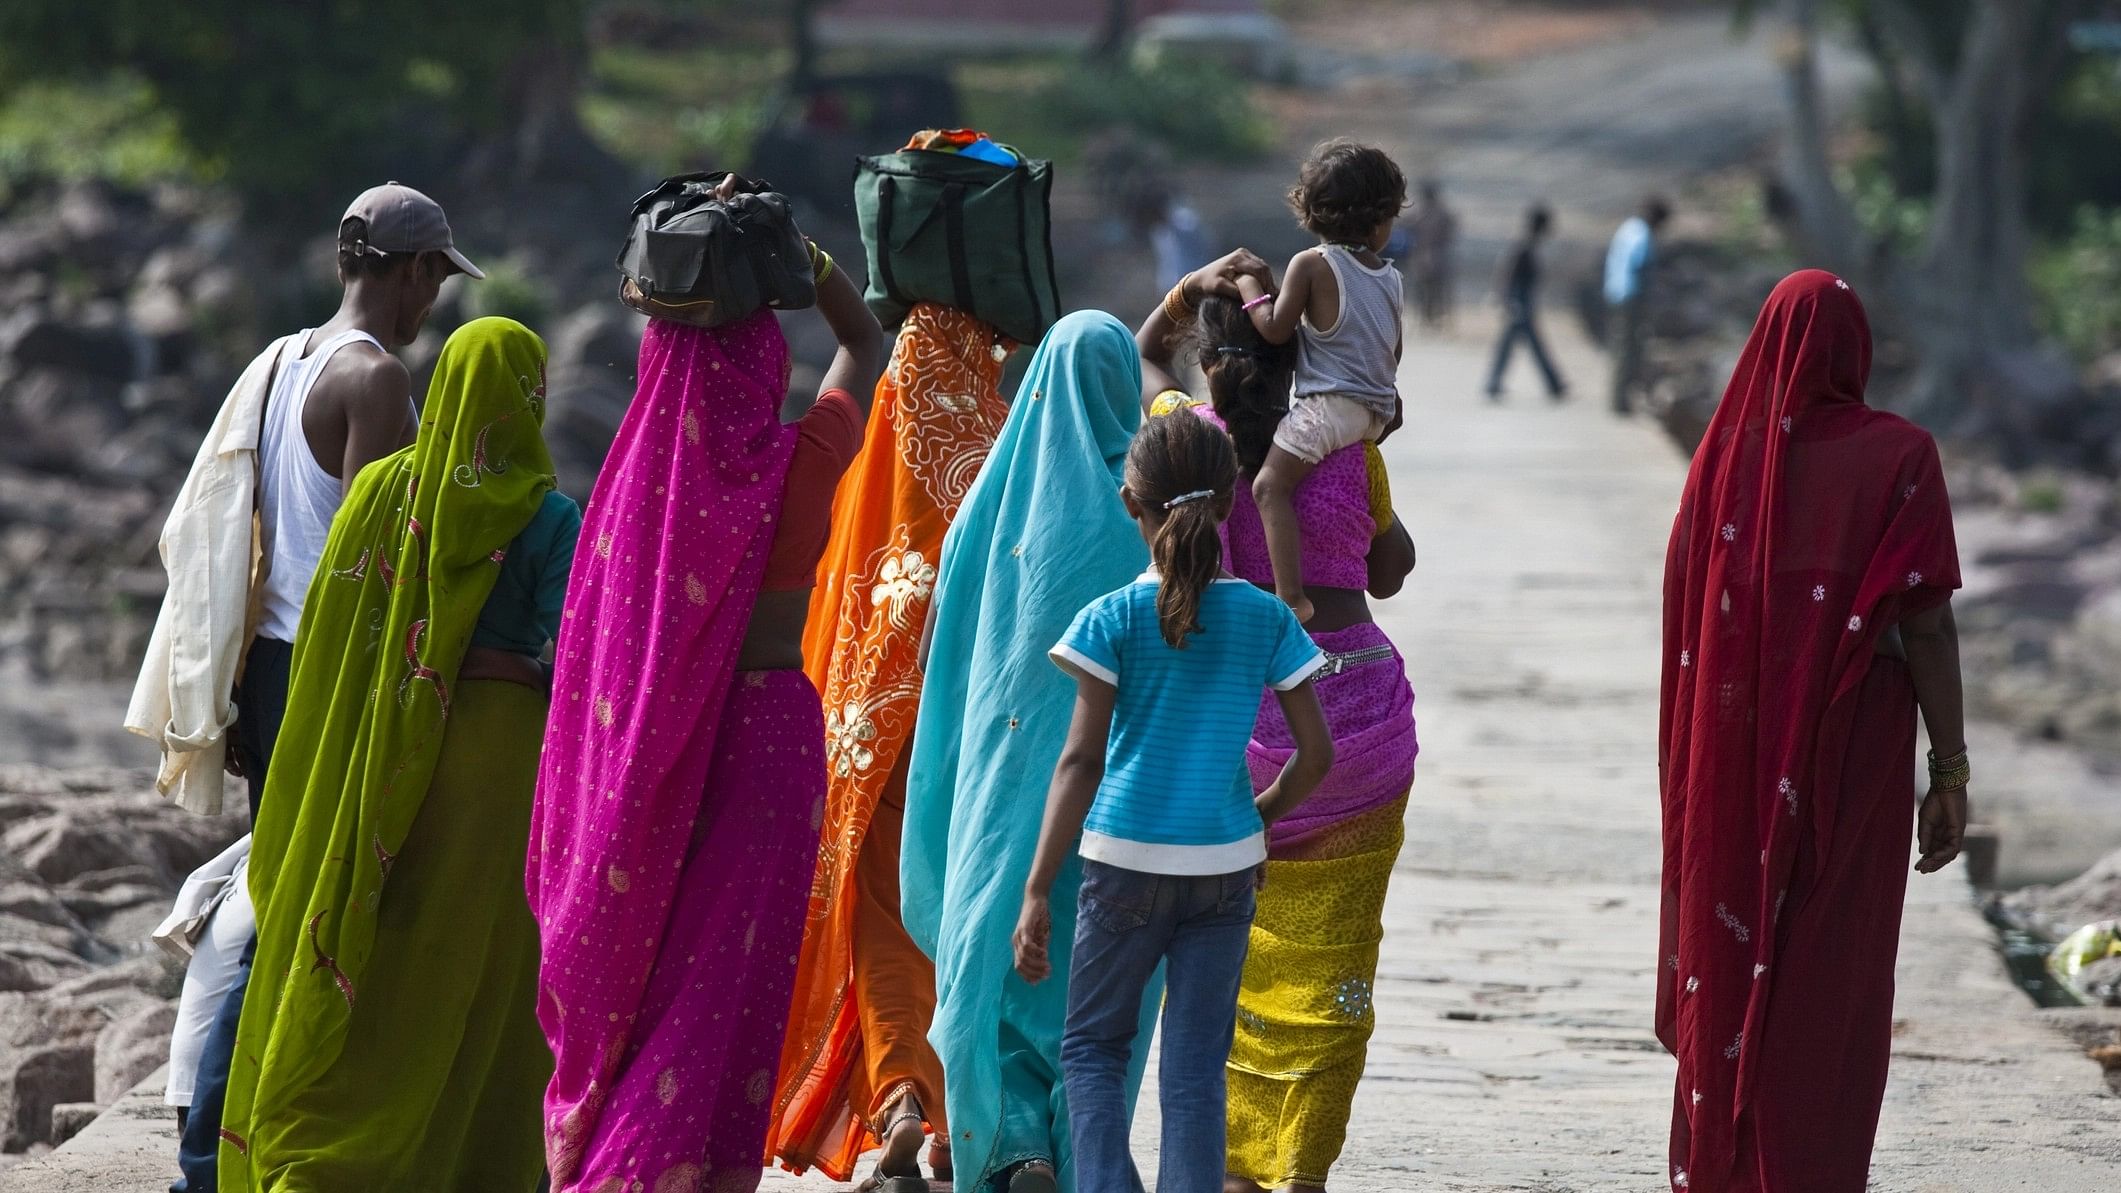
[1242,292,1274,312]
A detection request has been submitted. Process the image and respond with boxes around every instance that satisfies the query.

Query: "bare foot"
[926,1133,953,1181]
[1224,1178,1268,1193]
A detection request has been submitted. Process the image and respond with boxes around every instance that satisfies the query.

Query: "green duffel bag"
[854,148,1061,346]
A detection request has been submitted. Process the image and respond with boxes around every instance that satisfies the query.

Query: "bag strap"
[874,173,905,307]
[942,181,974,313]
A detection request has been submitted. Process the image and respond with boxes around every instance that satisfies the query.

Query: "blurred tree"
[0,0,589,208]
[1761,0,2093,419]
[1094,0,1137,62]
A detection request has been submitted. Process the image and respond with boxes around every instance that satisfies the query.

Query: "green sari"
[221,317,557,1191]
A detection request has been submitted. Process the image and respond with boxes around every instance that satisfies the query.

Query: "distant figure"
[1149,192,1213,296]
[1484,204,1567,402]
[1604,194,1671,413]
[1660,270,1967,1192]
[1406,179,1457,329]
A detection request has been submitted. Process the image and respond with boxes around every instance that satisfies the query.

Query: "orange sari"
[769,303,1012,1179]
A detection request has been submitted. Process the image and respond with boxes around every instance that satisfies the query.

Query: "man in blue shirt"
[1604,195,1670,414]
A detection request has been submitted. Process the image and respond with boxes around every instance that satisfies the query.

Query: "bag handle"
[873,174,906,309]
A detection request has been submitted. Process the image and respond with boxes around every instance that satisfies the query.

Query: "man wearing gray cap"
[137,182,480,1193]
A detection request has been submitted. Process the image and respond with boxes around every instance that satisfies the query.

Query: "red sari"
[1657,271,1960,1192]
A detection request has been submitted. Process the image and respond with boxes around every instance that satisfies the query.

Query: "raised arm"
[811,258,886,417]
[1903,599,1968,874]
[1235,250,1325,346]
[1137,249,1272,410]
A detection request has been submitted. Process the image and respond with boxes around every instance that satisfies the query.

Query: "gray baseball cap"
[340,181,485,279]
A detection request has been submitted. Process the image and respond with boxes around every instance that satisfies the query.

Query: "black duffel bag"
[854,148,1060,346]
[616,171,816,327]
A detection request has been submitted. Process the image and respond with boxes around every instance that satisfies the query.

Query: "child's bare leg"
[1253,446,1318,625]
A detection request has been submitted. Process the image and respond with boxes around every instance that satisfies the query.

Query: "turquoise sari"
[902,311,1156,1192]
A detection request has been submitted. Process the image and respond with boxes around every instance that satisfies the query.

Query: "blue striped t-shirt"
[1051,574,1325,875]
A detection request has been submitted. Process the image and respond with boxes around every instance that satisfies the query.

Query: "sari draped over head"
[221,317,555,1182]
[1657,270,1959,1191]
[772,302,1010,1178]
[526,311,796,1190]
[902,310,1155,1192]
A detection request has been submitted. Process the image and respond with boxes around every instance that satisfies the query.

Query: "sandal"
[1005,1159,1059,1193]
[858,1101,930,1193]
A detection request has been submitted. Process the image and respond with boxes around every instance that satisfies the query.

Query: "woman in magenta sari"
[527,243,883,1193]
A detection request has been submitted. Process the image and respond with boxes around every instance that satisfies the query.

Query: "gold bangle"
[1927,748,1970,789]
[1163,279,1196,326]
[806,239,834,285]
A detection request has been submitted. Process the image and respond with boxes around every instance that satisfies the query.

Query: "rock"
[0,945,91,994]
[1995,847,2121,940]
[544,304,644,488]
[93,1000,172,1103]
[45,1100,97,1147]
[0,1045,93,1151]
[0,369,128,474]
[2078,956,2121,1007]
[0,313,140,382]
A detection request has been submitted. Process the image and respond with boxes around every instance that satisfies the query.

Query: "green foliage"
[459,257,551,329]
[0,75,207,198]
[961,58,1272,165]
[0,0,587,205]
[2032,205,2121,362]
[580,43,784,175]
[1836,156,1931,257]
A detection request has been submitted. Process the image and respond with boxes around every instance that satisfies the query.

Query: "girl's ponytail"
[1127,414,1240,648]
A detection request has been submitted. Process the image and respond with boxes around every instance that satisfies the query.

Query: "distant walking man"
[1604,195,1670,414]
[130,182,479,1192]
[1407,178,1458,330]
[1484,204,1566,402]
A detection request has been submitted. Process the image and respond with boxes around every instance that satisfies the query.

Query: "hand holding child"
[1013,892,1053,983]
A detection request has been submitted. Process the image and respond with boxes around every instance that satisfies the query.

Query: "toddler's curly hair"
[1287,139,1408,245]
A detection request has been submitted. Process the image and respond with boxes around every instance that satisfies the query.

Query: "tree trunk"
[1092,0,1133,62]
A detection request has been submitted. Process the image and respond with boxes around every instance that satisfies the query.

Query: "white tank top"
[255,328,390,643]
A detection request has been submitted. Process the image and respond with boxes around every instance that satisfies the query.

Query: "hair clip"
[1215,346,1258,357]
[1163,489,1215,509]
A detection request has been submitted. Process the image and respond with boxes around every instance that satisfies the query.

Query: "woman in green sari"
[219,316,581,1191]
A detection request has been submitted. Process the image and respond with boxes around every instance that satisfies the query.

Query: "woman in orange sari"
[770,299,1013,1189]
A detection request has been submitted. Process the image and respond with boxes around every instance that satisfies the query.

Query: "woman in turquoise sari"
[903,311,1159,1193]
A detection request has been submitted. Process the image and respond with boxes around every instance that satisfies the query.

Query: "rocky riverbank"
[0,766,244,1168]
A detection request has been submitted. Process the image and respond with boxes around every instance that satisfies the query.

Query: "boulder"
[46,1100,97,1147]
[0,313,140,382]
[0,992,105,1153]
[93,1000,173,1103]
[1995,847,2121,940]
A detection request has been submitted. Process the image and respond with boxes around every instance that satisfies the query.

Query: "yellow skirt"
[1226,797,1406,1188]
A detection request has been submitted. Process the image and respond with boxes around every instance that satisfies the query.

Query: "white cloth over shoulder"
[125,335,299,815]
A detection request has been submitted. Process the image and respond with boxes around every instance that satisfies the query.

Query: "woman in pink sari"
[527,243,883,1193]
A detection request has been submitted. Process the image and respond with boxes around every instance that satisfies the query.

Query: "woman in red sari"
[1658,270,1970,1193]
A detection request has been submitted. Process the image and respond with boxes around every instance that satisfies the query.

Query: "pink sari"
[528,312,814,1193]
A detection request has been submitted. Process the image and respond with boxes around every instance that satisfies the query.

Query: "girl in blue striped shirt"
[1013,413,1336,1193]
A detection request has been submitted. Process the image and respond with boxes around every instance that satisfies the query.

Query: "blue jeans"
[173,637,292,1193]
[1059,860,1256,1193]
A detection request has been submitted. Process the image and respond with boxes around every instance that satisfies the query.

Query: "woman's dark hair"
[1190,295,1297,474]
[1126,413,1239,649]
[1288,139,1408,244]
